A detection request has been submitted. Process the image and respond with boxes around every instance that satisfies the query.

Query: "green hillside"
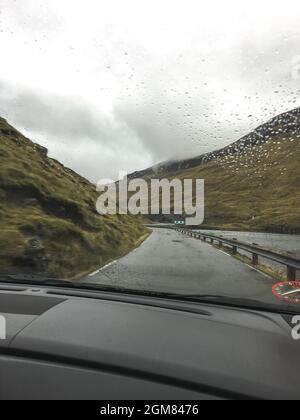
[175,135,300,232]
[145,109,300,233]
[0,117,148,278]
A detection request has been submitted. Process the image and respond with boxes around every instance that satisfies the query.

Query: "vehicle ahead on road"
[0,274,300,400]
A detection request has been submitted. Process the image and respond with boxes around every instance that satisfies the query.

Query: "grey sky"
[0,0,300,181]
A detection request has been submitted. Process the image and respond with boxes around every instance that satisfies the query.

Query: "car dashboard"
[0,283,299,400]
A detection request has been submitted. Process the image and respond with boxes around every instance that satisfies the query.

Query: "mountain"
[135,108,300,233]
[130,107,300,180]
[0,117,148,278]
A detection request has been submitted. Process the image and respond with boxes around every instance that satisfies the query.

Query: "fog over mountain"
[0,0,300,182]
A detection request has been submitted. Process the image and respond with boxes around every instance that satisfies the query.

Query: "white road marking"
[89,232,153,277]
[88,259,118,277]
[218,249,232,257]
[244,263,272,279]
[189,236,274,279]
[130,233,153,254]
[88,269,100,277]
[213,246,272,279]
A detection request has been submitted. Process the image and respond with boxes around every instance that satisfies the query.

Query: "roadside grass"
[218,244,284,280]
[0,117,149,279]
[232,253,287,281]
[72,230,152,280]
[147,133,300,233]
[176,230,299,282]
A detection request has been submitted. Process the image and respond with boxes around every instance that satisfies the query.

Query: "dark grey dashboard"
[0,284,299,400]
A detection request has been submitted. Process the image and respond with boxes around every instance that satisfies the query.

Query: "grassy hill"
[0,117,148,278]
[144,109,300,233]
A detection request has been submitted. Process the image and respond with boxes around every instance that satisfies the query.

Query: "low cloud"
[1,0,300,182]
[0,81,152,182]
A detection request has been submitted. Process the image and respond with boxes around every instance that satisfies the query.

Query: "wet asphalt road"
[83,228,279,304]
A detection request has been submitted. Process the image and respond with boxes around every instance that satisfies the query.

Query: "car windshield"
[0,0,299,313]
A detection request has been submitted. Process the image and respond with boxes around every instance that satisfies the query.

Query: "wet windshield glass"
[0,0,299,312]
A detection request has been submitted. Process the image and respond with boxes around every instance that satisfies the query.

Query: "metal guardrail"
[175,228,300,281]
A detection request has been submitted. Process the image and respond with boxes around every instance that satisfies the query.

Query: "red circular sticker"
[272,281,300,304]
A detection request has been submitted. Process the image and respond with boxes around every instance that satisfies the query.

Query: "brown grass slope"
[175,135,300,232]
[0,117,148,278]
[146,109,300,233]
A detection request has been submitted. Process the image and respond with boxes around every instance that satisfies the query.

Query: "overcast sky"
[0,0,300,182]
